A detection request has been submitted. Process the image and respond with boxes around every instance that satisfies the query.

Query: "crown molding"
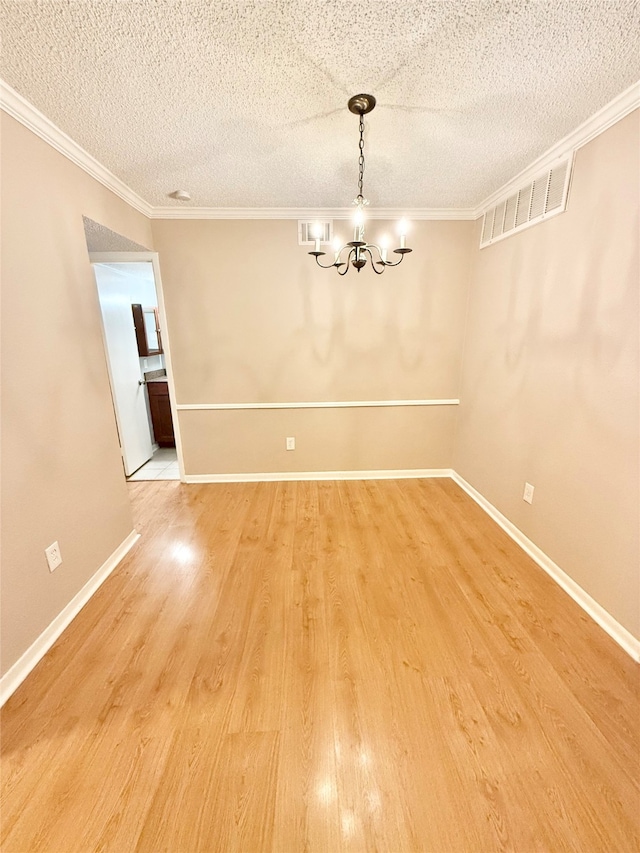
[0,79,153,217]
[474,79,640,217]
[149,206,476,220]
[2,75,637,223]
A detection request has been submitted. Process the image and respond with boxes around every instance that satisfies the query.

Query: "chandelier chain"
[357,113,365,202]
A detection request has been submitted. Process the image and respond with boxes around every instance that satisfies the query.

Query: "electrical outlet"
[286,436,295,451]
[45,541,62,572]
[523,483,535,504]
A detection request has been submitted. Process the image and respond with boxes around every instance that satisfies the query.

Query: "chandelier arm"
[379,253,405,267]
[310,252,339,269]
[362,247,384,275]
[336,247,355,275]
[366,243,387,262]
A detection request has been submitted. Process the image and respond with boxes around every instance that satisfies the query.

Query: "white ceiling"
[83,217,151,252]
[1,0,639,211]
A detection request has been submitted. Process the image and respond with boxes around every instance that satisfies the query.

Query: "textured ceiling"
[1,0,639,210]
[83,217,150,252]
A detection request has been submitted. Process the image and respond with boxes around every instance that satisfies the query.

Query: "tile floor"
[127,447,180,481]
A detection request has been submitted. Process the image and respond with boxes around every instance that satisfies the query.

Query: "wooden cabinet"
[147,381,175,446]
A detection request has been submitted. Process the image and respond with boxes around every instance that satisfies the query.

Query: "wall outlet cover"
[286,437,295,451]
[45,541,62,572]
[523,483,535,504]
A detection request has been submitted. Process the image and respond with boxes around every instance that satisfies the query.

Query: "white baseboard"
[184,468,453,484]
[451,472,640,662]
[0,530,140,707]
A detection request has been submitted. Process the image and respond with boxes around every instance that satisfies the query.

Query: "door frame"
[89,251,185,482]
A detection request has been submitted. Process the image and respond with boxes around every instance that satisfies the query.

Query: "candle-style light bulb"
[312,222,323,253]
[397,218,408,249]
[353,208,365,241]
[332,236,342,262]
[379,235,389,263]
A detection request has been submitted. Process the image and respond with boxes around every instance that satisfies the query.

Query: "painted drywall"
[151,218,473,475]
[179,405,457,476]
[95,261,159,306]
[454,110,639,639]
[0,113,154,675]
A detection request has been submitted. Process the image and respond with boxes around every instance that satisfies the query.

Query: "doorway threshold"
[127,447,178,481]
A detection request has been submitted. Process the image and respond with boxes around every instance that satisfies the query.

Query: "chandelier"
[309,94,412,275]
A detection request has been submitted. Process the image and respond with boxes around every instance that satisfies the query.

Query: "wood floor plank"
[227,482,293,735]
[271,481,342,852]
[1,478,638,852]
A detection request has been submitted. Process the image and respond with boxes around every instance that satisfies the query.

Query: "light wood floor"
[1,478,638,852]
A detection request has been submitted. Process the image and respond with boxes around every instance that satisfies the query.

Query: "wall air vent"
[298,220,333,245]
[480,154,573,248]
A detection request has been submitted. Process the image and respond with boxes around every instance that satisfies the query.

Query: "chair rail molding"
[176,398,460,411]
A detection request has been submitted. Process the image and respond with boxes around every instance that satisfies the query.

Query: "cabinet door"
[147,382,175,446]
[132,304,163,356]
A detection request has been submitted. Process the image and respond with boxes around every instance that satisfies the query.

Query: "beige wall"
[1,114,154,675]
[152,218,473,475]
[454,111,639,639]
[180,406,457,476]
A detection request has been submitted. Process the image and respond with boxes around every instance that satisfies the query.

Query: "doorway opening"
[89,253,183,482]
